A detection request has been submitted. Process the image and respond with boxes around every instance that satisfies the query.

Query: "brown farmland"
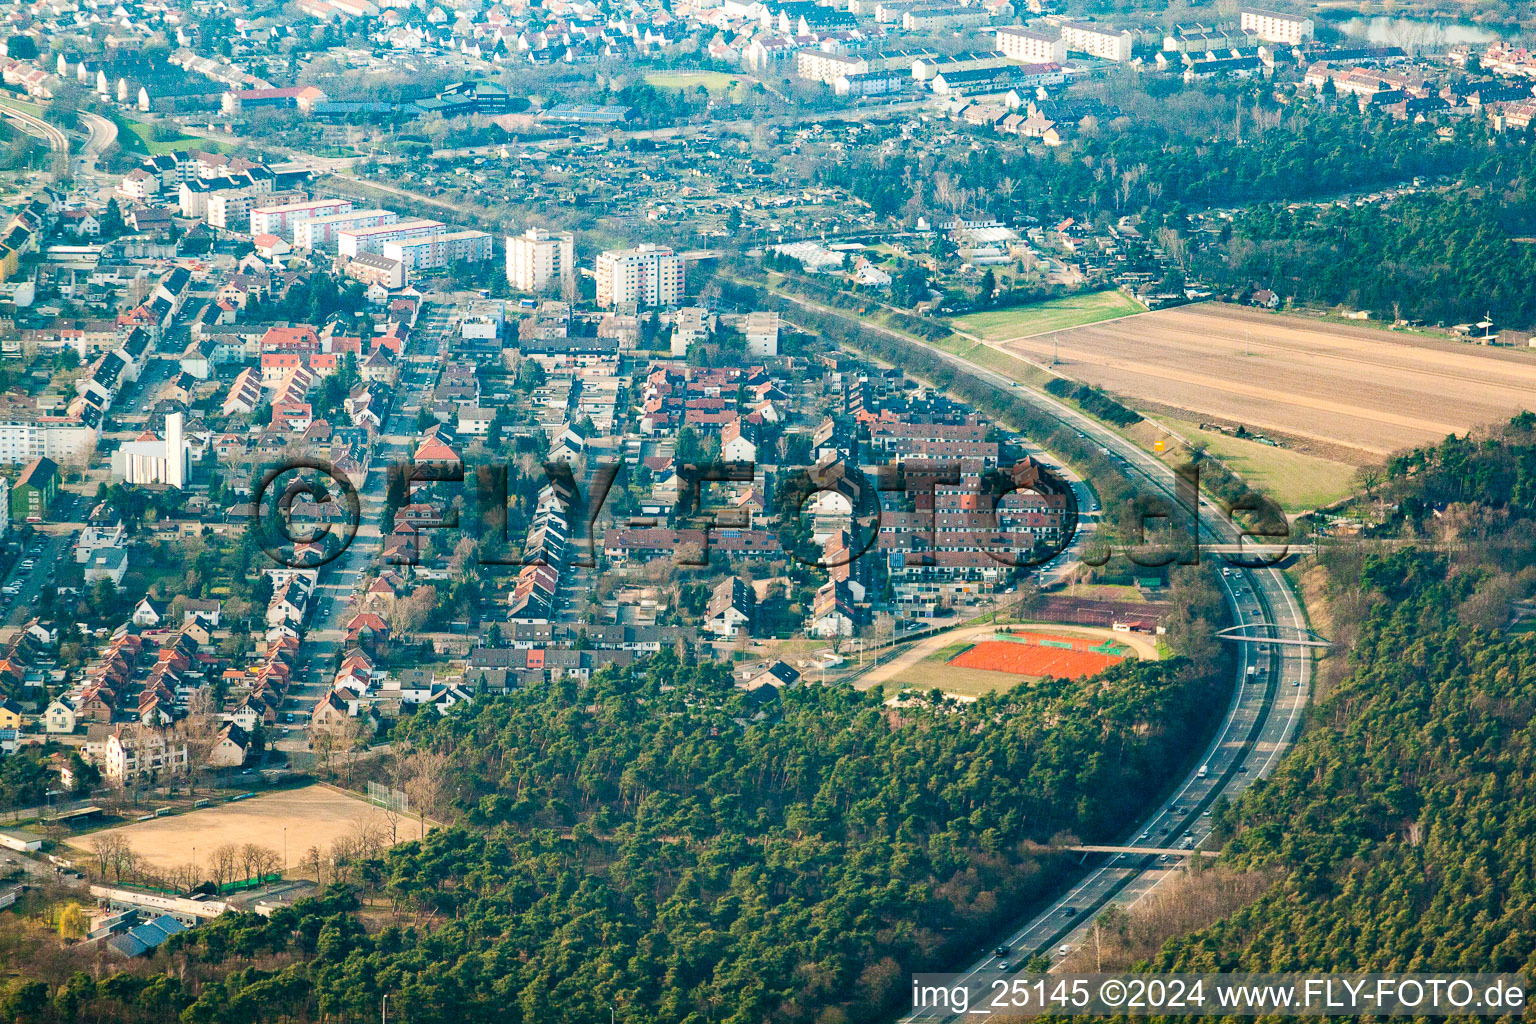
[1000,304,1536,463]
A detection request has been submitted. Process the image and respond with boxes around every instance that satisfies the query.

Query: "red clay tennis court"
[947,631,1128,679]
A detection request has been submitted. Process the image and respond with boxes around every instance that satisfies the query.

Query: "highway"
[0,103,68,155]
[759,289,1312,1020]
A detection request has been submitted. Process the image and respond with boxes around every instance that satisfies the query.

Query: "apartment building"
[1240,7,1313,44]
[248,198,353,240]
[595,244,685,308]
[0,393,97,465]
[506,227,575,295]
[995,26,1067,63]
[294,208,399,250]
[903,5,990,30]
[338,219,446,258]
[1057,19,1135,61]
[104,728,189,782]
[797,49,868,83]
[382,229,494,270]
[912,50,1013,80]
[345,253,406,290]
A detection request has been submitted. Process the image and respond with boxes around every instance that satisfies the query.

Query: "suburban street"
[274,302,451,754]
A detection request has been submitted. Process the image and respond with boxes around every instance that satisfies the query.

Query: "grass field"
[644,71,747,96]
[1149,415,1357,512]
[999,303,1536,463]
[119,117,226,156]
[0,95,45,115]
[67,785,428,875]
[952,290,1147,341]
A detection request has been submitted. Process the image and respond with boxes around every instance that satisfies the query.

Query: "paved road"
[75,112,117,180]
[0,533,68,627]
[274,305,452,752]
[758,290,1312,1018]
[0,103,67,154]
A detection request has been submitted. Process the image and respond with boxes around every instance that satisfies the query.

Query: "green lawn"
[952,290,1147,341]
[0,95,45,115]
[644,71,746,96]
[120,117,228,156]
[1152,415,1359,513]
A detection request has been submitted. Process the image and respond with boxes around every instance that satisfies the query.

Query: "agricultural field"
[952,290,1147,341]
[999,303,1536,464]
[66,785,427,875]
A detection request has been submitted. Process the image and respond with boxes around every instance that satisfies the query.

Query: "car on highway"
[995,946,1010,957]
[1057,945,1072,957]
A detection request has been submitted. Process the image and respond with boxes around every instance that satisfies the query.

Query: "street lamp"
[282,826,287,877]
[382,994,389,1024]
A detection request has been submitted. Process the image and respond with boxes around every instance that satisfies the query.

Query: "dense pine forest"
[1,629,1227,1023]
[1136,416,1536,979]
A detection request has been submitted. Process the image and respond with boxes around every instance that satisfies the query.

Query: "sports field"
[952,290,1147,341]
[999,304,1536,463]
[863,622,1154,698]
[67,785,428,874]
[949,632,1128,679]
[644,71,746,96]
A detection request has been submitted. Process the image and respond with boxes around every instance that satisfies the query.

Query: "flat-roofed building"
[506,226,575,295]
[995,26,1066,63]
[338,219,446,258]
[382,229,493,270]
[294,208,398,250]
[1240,7,1312,44]
[248,198,353,240]
[595,244,685,308]
[1057,19,1135,61]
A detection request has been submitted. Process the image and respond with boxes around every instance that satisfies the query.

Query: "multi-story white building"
[1057,20,1135,61]
[104,729,189,783]
[996,25,1067,63]
[745,311,781,357]
[382,229,493,270]
[206,190,304,231]
[0,396,98,466]
[595,244,685,308]
[294,209,398,250]
[797,49,868,83]
[338,219,446,258]
[903,5,990,30]
[1240,7,1313,44]
[248,198,353,240]
[506,227,575,295]
[110,412,187,488]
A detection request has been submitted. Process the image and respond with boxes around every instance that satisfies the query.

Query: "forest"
[1130,416,1536,981]
[2,628,1230,1023]
[1204,136,1536,328]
